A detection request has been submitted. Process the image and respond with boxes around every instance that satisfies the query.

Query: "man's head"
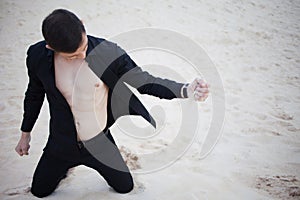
[42,9,88,59]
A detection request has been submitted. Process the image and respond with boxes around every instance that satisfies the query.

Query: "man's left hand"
[186,78,209,102]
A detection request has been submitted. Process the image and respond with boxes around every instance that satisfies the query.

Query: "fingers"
[15,146,23,156]
[23,148,29,155]
[22,145,30,155]
[189,78,208,91]
[195,78,209,88]
[16,147,25,156]
[15,144,30,156]
[193,91,209,101]
[195,87,209,93]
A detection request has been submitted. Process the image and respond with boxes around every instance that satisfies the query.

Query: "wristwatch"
[181,83,189,98]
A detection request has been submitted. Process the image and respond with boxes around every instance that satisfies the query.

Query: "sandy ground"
[0,0,300,199]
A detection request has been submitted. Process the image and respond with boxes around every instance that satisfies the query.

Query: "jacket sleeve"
[116,53,185,99]
[20,46,45,132]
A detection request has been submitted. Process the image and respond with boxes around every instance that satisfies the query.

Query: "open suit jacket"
[21,35,185,161]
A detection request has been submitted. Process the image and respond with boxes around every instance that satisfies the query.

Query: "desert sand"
[0,0,299,199]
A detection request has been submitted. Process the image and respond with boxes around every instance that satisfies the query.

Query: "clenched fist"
[182,78,209,101]
[15,132,31,156]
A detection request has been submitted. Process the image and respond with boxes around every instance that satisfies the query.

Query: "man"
[15,9,209,198]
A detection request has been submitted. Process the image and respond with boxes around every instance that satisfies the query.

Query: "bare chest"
[54,56,103,100]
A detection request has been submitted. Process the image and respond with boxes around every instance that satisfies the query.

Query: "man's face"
[54,33,88,60]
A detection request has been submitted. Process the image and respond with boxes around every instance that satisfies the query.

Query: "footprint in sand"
[256,175,300,199]
[242,126,283,136]
[269,106,293,121]
[119,146,141,170]
[265,119,299,133]
[131,179,146,194]
[2,185,31,196]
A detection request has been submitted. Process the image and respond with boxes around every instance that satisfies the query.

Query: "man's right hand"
[15,132,31,156]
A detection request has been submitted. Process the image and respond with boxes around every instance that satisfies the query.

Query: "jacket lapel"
[46,49,72,109]
[85,39,156,128]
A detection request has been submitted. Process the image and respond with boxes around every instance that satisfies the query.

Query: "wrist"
[22,132,31,137]
[181,83,189,98]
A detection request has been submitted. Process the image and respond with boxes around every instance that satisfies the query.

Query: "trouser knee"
[112,178,134,194]
[31,182,55,198]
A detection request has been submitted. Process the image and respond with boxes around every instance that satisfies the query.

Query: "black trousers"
[31,130,133,198]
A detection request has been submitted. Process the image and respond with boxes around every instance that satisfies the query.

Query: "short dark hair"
[42,9,86,53]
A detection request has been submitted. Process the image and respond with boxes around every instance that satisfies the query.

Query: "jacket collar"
[46,35,94,67]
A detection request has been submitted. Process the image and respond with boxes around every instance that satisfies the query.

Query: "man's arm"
[116,54,185,99]
[91,40,209,101]
[16,46,45,156]
[116,54,209,101]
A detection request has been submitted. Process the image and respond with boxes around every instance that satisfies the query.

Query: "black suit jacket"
[21,35,184,160]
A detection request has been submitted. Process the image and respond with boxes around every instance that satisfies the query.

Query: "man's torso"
[54,53,108,141]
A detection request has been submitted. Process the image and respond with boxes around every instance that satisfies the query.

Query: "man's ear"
[45,44,54,50]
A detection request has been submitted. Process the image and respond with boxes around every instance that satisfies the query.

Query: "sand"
[0,0,299,199]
